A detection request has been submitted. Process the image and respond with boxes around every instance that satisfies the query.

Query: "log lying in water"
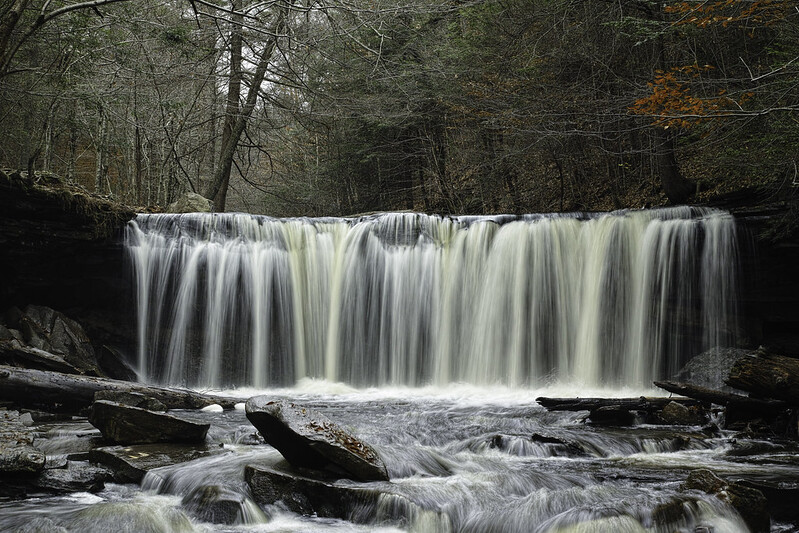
[727,353,799,405]
[536,396,701,412]
[0,365,239,414]
[653,381,787,409]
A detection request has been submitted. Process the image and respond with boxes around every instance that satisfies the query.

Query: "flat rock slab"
[89,443,228,483]
[0,409,45,475]
[88,400,209,444]
[245,397,388,481]
[245,463,389,521]
[34,461,113,493]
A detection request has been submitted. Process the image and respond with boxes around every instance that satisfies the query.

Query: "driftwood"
[727,353,799,405]
[536,396,701,412]
[0,365,239,414]
[653,381,787,409]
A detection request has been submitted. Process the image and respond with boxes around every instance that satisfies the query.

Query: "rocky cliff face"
[0,170,136,354]
[734,209,799,356]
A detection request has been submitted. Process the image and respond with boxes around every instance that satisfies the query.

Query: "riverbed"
[1,385,797,532]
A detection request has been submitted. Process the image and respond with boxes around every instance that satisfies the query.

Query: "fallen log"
[535,396,701,412]
[0,365,239,414]
[653,381,787,409]
[727,353,799,405]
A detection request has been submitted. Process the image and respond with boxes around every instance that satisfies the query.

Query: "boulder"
[166,192,213,213]
[674,347,751,391]
[34,461,113,493]
[0,339,81,374]
[14,305,102,376]
[245,463,386,521]
[660,401,708,426]
[93,391,166,411]
[683,469,770,533]
[245,397,389,481]
[89,443,228,483]
[96,345,139,382]
[88,400,209,444]
[181,485,252,525]
[0,409,46,475]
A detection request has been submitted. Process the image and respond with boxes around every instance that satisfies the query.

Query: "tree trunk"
[536,396,701,412]
[0,365,239,414]
[653,380,787,409]
[95,111,108,194]
[655,128,693,204]
[726,353,799,404]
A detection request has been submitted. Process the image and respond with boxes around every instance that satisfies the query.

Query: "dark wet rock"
[245,463,387,521]
[93,391,166,411]
[674,347,751,391]
[13,305,102,376]
[44,455,68,470]
[738,479,799,523]
[0,409,46,475]
[725,439,787,457]
[0,339,81,374]
[88,400,209,444]
[587,406,636,426]
[181,485,249,525]
[34,461,113,493]
[683,469,770,533]
[660,401,708,426]
[245,397,389,481]
[89,443,228,483]
[96,345,138,382]
[0,324,21,341]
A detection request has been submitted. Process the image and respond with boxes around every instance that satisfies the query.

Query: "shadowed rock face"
[683,469,770,533]
[88,400,210,445]
[245,397,389,482]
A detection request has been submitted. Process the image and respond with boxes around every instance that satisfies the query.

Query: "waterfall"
[125,207,739,389]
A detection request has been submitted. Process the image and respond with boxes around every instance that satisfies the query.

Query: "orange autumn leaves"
[664,0,793,28]
[630,64,753,129]
[630,0,790,128]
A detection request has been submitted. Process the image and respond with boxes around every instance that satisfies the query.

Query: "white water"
[125,207,739,388]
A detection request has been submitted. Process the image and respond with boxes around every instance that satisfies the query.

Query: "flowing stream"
[2,387,799,532]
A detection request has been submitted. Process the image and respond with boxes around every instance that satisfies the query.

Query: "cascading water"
[125,206,739,388]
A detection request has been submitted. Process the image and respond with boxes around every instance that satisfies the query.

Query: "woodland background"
[1,0,798,216]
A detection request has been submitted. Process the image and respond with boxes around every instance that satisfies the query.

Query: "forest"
[1,0,798,216]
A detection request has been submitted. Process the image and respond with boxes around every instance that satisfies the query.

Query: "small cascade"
[125,207,739,388]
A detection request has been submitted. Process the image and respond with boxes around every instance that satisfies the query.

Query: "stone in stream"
[88,400,209,444]
[682,469,770,533]
[181,484,261,525]
[89,443,228,483]
[245,397,389,481]
[0,409,46,475]
[245,463,388,521]
[34,461,113,493]
[93,390,166,411]
[660,401,708,426]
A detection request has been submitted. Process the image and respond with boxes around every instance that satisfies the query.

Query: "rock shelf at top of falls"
[245,397,390,482]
